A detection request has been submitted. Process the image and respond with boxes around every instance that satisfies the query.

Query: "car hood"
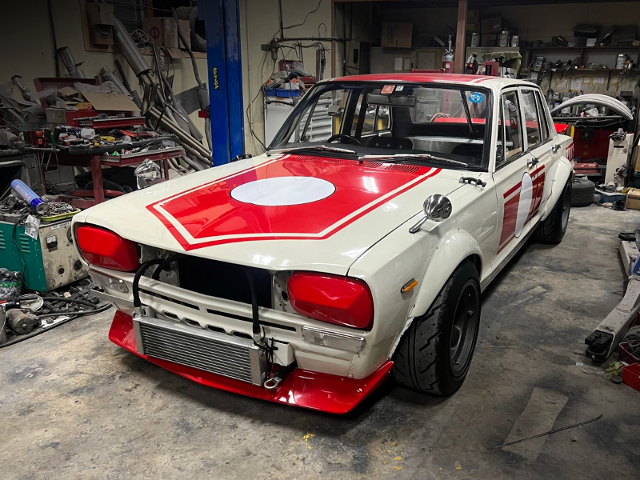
[76,153,467,275]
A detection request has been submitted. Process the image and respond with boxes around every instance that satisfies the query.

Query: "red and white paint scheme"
[498,165,546,254]
[146,155,440,250]
[72,74,574,414]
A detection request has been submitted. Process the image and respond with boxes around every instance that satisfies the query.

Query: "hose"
[0,304,111,349]
[151,254,181,280]
[133,259,165,308]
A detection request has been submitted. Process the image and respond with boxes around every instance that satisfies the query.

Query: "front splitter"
[108,310,393,414]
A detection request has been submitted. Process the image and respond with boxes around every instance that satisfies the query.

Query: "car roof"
[324,73,530,90]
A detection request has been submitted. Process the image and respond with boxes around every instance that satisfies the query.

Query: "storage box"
[626,188,640,210]
[481,34,499,47]
[466,10,480,33]
[381,23,413,48]
[86,2,116,26]
[482,16,503,34]
[622,363,640,392]
[143,18,191,49]
[89,25,114,46]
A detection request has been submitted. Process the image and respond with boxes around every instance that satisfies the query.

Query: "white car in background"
[73,74,573,414]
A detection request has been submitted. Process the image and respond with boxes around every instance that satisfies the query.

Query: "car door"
[492,88,532,267]
[519,87,554,210]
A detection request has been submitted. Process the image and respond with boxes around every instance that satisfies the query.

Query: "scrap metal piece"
[57,47,86,78]
[585,274,640,362]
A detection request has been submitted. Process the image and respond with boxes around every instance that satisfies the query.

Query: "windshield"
[269,82,492,171]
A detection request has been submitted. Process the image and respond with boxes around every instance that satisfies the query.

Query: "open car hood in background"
[550,94,633,120]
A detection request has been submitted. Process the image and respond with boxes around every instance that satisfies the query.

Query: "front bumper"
[109,310,393,414]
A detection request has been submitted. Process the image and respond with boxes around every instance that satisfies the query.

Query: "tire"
[571,177,595,207]
[534,179,572,244]
[392,261,481,395]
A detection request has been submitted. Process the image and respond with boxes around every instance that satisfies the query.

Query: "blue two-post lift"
[200,0,244,166]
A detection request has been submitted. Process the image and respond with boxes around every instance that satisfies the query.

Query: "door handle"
[527,156,539,169]
[551,144,561,154]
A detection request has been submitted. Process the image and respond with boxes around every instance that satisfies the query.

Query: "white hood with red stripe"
[74,154,465,275]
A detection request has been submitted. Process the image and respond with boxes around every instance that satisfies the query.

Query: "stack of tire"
[571,176,596,207]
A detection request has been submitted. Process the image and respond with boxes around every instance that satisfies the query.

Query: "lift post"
[202,0,245,166]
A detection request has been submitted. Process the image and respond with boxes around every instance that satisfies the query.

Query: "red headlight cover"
[287,272,374,330]
[76,225,139,272]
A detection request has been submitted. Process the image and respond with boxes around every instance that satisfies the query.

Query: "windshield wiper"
[370,153,468,167]
[281,145,357,155]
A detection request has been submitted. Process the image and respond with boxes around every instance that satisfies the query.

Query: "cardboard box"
[481,34,499,47]
[86,2,116,26]
[89,25,114,46]
[466,10,480,32]
[482,16,503,34]
[143,18,190,49]
[381,23,413,48]
[626,188,640,210]
[80,92,139,112]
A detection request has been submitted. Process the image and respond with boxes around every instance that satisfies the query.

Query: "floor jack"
[585,235,640,362]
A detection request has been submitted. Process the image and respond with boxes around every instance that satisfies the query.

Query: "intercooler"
[132,316,266,386]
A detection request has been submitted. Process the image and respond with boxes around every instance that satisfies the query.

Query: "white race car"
[73,74,573,414]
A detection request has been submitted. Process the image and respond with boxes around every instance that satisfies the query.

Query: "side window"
[521,90,541,148]
[498,91,523,168]
[535,91,549,142]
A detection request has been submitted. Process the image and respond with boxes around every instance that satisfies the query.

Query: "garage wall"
[0,0,207,133]
[239,0,332,154]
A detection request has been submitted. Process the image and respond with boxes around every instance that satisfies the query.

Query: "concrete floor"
[2,205,640,480]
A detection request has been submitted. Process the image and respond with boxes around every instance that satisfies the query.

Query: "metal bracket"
[551,144,561,154]
[527,155,539,169]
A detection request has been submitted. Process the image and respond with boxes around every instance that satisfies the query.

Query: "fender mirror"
[409,194,452,234]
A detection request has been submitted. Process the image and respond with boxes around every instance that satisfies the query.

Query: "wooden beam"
[453,0,467,74]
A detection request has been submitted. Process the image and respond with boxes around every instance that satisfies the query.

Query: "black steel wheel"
[534,179,572,244]
[392,261,481,395]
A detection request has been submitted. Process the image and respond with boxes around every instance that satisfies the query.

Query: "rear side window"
[535,91,549,142]
[521,90,541,148]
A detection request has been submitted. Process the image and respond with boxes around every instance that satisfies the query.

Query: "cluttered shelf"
[525,46,640,51]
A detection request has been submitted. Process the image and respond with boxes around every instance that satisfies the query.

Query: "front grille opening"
[206,325,226,334]
[163,311,179,319]
[183,318,201,327]
[177,256,272,308]
[232,331,252,340]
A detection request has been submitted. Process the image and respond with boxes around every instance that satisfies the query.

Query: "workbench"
[27,137,184,209]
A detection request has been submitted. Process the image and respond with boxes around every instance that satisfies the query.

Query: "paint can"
[471,33,480,47]
[510,35,519,48]
[616,54,628,70]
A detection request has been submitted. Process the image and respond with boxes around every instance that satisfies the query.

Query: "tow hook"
[264,363,296,390]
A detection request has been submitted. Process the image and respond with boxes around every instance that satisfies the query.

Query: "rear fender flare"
[541,157,573,220]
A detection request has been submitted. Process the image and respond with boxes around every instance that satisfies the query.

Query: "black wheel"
[534,179,572,244]
[392,261,481,395]
[571,176,595,207]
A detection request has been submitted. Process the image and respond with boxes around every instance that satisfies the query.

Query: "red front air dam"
[108,310,393,414]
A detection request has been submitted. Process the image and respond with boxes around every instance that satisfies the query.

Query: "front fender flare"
[541,157,573,220]
[408,229,483,320]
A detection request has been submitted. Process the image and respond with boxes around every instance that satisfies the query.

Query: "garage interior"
[2,0,640,479]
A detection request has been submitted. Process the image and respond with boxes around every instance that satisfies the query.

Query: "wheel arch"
[387,228,482,361]
[409,229,483,320]
[541,156,573,220]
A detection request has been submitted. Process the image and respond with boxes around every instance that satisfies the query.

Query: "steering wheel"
[326,134,363,146]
